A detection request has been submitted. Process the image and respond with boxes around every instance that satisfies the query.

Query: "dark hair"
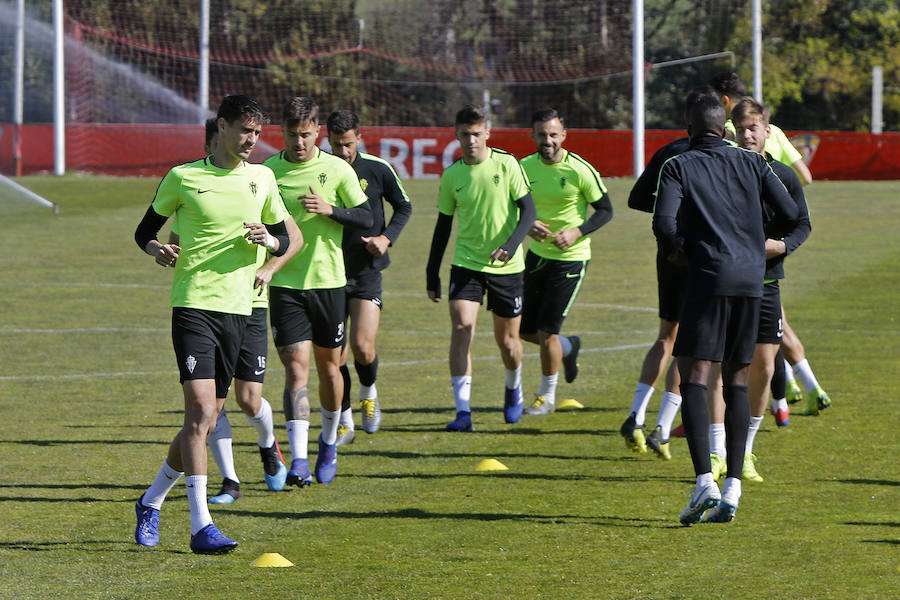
[326,109,360,135]
[531,107,564,128]
[282,97,320,127]
[216,94,267,126]
[204,118,218,148]
[689,95,726,137]
[709,72,747,99]
[684,86,718,115]
[731,96,770,125]
[455,104,486,127]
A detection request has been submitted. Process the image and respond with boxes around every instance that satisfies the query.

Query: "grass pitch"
[0,174,897,599]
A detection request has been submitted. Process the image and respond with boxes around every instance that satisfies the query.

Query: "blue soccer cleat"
[286,457,313,488]
[259,441,287,492]
[134,495,160,547]
[189,523,238,555]
[679,481,721,526]
[208,478,242,504]
[503,386,524,424]
[446,411,473,432]
[314,434,338,484]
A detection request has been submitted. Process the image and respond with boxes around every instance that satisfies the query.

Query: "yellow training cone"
[476,458,509,471]
[251,553,294,568]
[556,398,584,410]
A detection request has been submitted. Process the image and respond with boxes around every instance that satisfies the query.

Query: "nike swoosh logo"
[565,273,580,278]
[197,189,213,194]
[254,369,266,375]
[455,186,464,192]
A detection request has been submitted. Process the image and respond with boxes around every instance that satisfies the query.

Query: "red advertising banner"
[1,123,899,180]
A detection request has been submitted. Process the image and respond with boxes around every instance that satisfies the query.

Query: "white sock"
[246,397,276,448]
[359,383,377,400]
[538,373,558,404]
[630,382,654,427]
[709,423,727,457]
[559,335,573,356]
[143,461,183,509]
[505,363,522,390]
[656,392,682,439]
[696,472,715,488]
[452,375,472,413]
[721,477,742,506]
[340,407,355,430]
[771,397,789,412]
[320,408,340,445]
[792,358,821,393]
[745,415,764,455]
[185,475,212,536]
[207,410,238,483]
[286,419,309,460]
[784,358,796,382]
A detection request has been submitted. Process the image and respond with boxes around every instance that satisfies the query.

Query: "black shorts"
[171,307,245,398]
[269,286,346,349]
[345,269,383,310]
[756,281,783,344]
[235,307,269,383]
[520,252,587,335]
[448,265,524,318]
[657,248,688,322]
[674,293,760,365]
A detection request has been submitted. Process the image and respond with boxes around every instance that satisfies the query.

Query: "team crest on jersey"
[492,174,500,186]
[359,178,369,192]
[249,181,257,196]
[185,355,197,374]
[560,176,567,188]
[319,172,328,185]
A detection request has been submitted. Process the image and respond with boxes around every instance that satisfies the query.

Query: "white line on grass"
[0,341,651,382]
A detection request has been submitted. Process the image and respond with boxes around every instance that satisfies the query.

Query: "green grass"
[0,175,897,599]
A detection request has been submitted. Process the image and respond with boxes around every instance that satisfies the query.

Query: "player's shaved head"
[689,96,726,138]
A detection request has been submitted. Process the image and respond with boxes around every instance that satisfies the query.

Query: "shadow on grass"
[0,540,194,554]
[0,438,169,446]
[228,505,680,528]
[843,521,900,528]
[832,478,900,487]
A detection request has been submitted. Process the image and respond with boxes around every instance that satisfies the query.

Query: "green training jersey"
[152,158,285,315]
[437,148,530,275]
[725,120,802,167]
[264,147,368,290]
[520,149,607,261]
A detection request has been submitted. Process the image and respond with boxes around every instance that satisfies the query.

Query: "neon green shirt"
[264,147,368,290]
[152,158,285,315]
[725,120,802,166]
[520,150,607,261]
[437,149,530,275]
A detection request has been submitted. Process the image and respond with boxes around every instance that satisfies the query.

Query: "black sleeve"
[426,212,453,295]
[134,204,169,251]
[329,202,373,229]
[381,169,413,244]
[264,221,290,257]
[499,193,536,254]
[778,168,811,256]
[579,192,613,235]
[628,165,661,213]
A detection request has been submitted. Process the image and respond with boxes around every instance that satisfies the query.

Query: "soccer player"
[426,104,536,431]
[169,119,298,504]
[621,86,718,459]
[518,108,612,415]
[710,71,813,185]
[132,95,295,553]
[325,109,412,444]
[733,97,811,481]
[263,97,372,485]
[653,96,799,524]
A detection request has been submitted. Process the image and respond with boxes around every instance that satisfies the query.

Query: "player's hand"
[490,247,511,265]
[427,288,440,302]
[254,265,274,294]
[529,220,552,241]
[765,238,786,259]
[302,186,333,216]
[552,228,580,250]
[362,234,390,257]
[153,243,180,268]
[243,222,268,246]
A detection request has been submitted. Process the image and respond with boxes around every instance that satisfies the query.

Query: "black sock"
[340,364,352,412]
[770,348,786,399]
[680,381,711,477]
[723,384,750,479]
[354,356,379,387]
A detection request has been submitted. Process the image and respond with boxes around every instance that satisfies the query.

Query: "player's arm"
[770,167,810,258]
[761,162,800,237]
[254,214,303,290]
[426,211,453,302]
[134,204,179,268]
[492,192,536,263]
[365,165,413,257]
[628,144,678,212]
[652,162,686,265]
[243,220,291,256]
[791,159,813,186]
[553,192,613,250]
